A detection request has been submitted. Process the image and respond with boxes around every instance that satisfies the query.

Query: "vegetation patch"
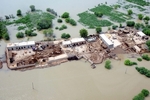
[105,60,111,69]
[137,58,142,61]
[133,89,149,100]
[90,4,131,23]
[80,28,88,37]
[7,11,55,30]
[16,32,24,38]
[78,12,112,28]
[123,4,146,11]
[142,54,150,61]
[25,29,37,37]
[0,21,10,40]
[124,59,137,66]
[135,67,150,78]
[61,33,70,39]
[59,24,67,31]
[17,26,26,30]
[126,0,150,6]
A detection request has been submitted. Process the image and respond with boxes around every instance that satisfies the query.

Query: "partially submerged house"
[99,34,114,49]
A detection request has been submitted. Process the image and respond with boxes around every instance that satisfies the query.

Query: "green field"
[123,4,146,11]
[90,4,131,23]
[126,0,150,6]
[78,12,112,28]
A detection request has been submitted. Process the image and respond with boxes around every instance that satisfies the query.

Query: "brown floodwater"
[0,0,150,100]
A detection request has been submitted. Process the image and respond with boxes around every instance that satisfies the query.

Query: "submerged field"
[78,4,132,28]
[78,11,112,28]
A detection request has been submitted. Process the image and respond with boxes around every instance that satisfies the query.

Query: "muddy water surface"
[0,0,150,100]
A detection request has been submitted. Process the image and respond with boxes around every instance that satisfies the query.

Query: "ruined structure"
[5,27,150,70]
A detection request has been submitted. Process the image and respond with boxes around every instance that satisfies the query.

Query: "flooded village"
[1,0,150,100]
[4,27,149,70]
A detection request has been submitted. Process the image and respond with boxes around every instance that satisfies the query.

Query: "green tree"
[37,18,52,30]
[112,25,118,29]
[17,9,22,16]
[144,16,150,21]
[43,29,53,37]
[65,18,70,23]
[128,9,133,15]
[143,28,150,36]
[80,29,88,37]
[146,40,150,53]
[138,14,143,20]
[96,27,102,33]
[61,12,69,18]
[3,33,9,40]
[69,19,77,26]
[141,89,149,97]
[61,33,70,39]
[105,60,111,69]
[30,5,35,12]
[46,8,51,12]
[57,19,63,23]
[94,12,103,17]
[135,23,141,30]
[16,32,24,38]
[126,21,135,27]
[142,54,150,61]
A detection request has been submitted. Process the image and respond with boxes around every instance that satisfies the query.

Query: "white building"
[99,34,114,49]
[137,31,146,37]
[62,38,85,47]
[7,41,35,51]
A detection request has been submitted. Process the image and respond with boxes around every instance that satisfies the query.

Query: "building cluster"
[5,27,149,70]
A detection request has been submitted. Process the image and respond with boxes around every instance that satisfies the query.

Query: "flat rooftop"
[7,41,35,48]
[99,34,113,45]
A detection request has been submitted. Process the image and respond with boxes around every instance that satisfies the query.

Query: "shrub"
[142,54,150,61]
[94,12,103,17]
[37,18,52,30]
[55,27,59,30]
[61,33,70,39]
[17,9,22,16]
[124,59,137,66]
[80,29,88,37]
[141,89,149,97]
[135,67,150,78]
[135,23,141,30]
[142,28,150,36]
[43,29,53,37]
[146,40,150,49]
[62,25,67,29]
[128,9,133,15]
[119,23,123,28]
[16,32,24,38]
[30,5,35,12]
[96,27,102,33]
[112,25,118,29]
[3,33,10,40]
[57,19,63,23]
[137,58,142,61]
[61,12,69,18]
[138,14,143,20]
[105,60,111,69]
[144,16,150,21]
[126,21,135,27]
[65,18,70,23]
[69,19,77,26]
[17,26,26,30]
